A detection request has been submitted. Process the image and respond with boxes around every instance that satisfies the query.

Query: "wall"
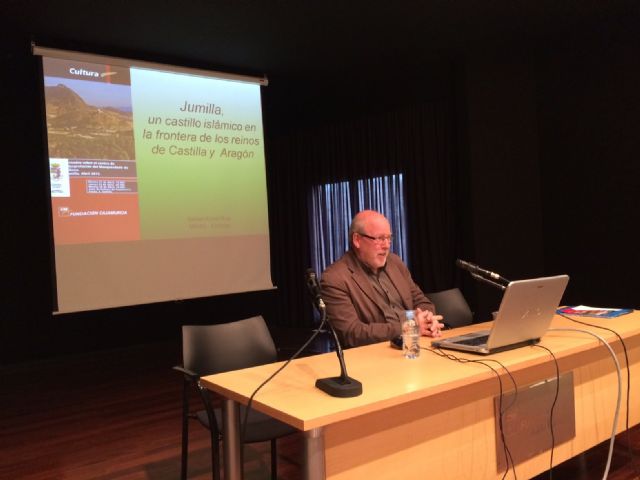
[462,25,640,315]
[3,18,639,363]
[463,48,546,318]
[537,30,640,308]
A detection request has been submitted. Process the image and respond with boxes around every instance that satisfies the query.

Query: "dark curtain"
[266,99,458,328]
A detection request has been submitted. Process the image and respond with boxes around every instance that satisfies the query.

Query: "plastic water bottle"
[402,310,420,359]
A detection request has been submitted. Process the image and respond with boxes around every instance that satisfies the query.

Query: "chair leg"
[270,438,277,480]
[181,381,190,480]
[210,428,221,480]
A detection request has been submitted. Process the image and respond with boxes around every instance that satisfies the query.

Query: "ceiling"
[4,0,639,128]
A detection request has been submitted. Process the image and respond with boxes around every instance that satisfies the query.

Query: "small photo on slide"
[50,158,70,197]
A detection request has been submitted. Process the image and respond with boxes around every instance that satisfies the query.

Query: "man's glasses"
[357,232,393,244]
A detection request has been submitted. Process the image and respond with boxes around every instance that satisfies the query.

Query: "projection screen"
[34,46,274,314]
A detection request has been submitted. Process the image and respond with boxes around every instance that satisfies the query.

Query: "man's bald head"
[349,210,392,272]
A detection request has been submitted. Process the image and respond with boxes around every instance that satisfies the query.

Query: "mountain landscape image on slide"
[45,84,135,160]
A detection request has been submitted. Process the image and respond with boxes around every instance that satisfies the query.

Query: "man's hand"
[416,307,445,337]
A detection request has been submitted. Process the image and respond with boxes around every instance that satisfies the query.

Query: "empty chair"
[426,288,473,329]
[174,315,297,480]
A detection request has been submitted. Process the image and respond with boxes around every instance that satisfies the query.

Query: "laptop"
[431,275,569,355]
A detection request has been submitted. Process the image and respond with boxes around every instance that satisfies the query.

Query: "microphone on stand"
[469,272,507,291]
[306,269,362,398]
[456,259,510,288]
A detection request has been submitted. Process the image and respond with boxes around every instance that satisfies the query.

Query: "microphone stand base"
[315,376,363,397]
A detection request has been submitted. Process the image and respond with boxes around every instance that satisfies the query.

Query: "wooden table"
[201,312,640,479]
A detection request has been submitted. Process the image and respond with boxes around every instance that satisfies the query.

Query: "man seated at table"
[320,210,444,347]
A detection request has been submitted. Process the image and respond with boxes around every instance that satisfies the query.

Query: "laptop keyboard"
[455,335,489,346]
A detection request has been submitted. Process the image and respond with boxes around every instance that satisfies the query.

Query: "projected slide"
[43,57,268,245]
[39,51,273,314]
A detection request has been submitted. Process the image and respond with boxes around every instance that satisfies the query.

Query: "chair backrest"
[182,316,277,376]
[426,288,473,328]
